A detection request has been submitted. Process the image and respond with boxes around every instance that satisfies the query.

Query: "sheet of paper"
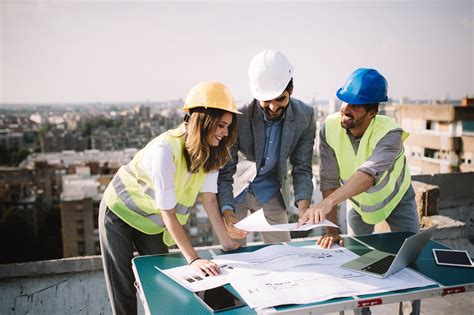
[214,244,357,268]
[212,244,359,284]
[230,264,435,309]
[155,263,233,292]
[214,244,436,309]
[234,209,338,232]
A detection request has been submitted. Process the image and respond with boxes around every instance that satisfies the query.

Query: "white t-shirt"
[141,139,218,211]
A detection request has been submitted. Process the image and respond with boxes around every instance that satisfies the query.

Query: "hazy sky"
[1,0,473,104]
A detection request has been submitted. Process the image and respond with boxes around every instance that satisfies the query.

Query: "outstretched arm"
[298,171,374,248]
[161,208,220,277]
[299,170,374,225]
[201,192,247,244]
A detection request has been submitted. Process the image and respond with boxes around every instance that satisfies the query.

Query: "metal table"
[132,231,474,314]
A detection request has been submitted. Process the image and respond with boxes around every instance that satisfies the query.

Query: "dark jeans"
[99,199,168,315]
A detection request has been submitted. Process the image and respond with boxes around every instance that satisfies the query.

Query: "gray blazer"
[218,97,316,209]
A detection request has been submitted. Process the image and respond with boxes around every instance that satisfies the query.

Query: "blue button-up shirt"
[236,106,284,205]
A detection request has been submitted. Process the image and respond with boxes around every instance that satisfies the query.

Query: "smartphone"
[194,286,245,312]
[432,249,474,267]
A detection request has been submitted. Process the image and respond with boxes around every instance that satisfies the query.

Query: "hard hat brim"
[182,105,242,115]
[336,88,388,104]
[224,107,242,114]
[251,87,287,102]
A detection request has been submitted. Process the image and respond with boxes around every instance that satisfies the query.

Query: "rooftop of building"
[19,148,138,169]
[397,103,474,122]
[61,173,101,201]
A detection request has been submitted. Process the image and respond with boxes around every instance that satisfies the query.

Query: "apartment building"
[60,171,113,257]
[397,99,474,174]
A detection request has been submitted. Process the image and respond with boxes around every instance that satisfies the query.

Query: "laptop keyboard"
[362,255,396,275]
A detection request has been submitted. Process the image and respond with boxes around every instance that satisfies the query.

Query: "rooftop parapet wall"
[412,172,474,209]
[0,256,111,315]
[0,255,103,279]
[413,172,474,256]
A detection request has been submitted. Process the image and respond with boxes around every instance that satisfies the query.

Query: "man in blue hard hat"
[299,68,420,314]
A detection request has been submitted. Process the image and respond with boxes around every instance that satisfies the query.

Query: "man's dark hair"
[285,78,294,94]
[363,103,379,114]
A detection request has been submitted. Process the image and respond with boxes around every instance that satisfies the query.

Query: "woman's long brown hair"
[182,108,237,173]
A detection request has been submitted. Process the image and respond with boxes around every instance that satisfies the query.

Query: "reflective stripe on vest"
[325,113,411,224]
[110,171,191,226]
[103,126,206,246]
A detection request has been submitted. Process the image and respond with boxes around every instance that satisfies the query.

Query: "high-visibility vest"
[103,126,206,246]
[325,113,411,224]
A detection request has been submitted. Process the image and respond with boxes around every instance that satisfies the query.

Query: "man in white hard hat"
[218,50,316,244]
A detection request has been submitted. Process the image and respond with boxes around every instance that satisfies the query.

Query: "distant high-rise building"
[0,166,56,263]
[137,104,151,120]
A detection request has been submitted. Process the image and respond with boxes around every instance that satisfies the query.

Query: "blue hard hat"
[336,68,388,104]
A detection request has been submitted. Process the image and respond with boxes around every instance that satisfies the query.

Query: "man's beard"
[267,108,284,120]
[340,114,355,129]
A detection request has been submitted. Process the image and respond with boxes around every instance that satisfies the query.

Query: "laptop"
[341,225,436,278]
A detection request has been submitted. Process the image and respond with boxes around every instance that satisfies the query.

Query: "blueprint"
[155,244,350,292]
[214,244,436,309]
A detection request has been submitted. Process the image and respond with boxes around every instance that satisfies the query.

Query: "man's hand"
[221,239,241,252]
[297,198,334,227]
[298,207,307,219]
[317,227,343,249]
[222,210,248,239]
[296,199,310,221]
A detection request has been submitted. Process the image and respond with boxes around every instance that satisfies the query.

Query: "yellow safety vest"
[103,126,206,246]
[325,113,411,224]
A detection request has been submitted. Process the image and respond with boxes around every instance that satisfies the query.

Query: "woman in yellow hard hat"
[99,81,247,315]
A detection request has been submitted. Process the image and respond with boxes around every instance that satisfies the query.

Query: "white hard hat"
[248,50,294,101]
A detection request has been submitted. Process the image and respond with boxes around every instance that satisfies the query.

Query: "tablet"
[194,286,245,312]
[432,249,474,267]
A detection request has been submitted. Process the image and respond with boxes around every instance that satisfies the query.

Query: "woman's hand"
[223,211,248,239]
[190,258,221,277]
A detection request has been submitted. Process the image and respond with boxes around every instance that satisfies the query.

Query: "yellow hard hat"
[183,81,241,114]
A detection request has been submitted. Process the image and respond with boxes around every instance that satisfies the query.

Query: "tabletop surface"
[133,231,474,314]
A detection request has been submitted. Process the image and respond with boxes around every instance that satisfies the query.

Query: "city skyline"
[1,0,473,104]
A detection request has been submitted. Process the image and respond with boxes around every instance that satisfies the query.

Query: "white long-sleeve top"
[141,140,218,210]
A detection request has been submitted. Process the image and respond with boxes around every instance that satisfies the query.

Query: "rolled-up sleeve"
[319,123,341,192]
[200,171,218,193]
[141,141,177,211]
[357,129,403,183]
